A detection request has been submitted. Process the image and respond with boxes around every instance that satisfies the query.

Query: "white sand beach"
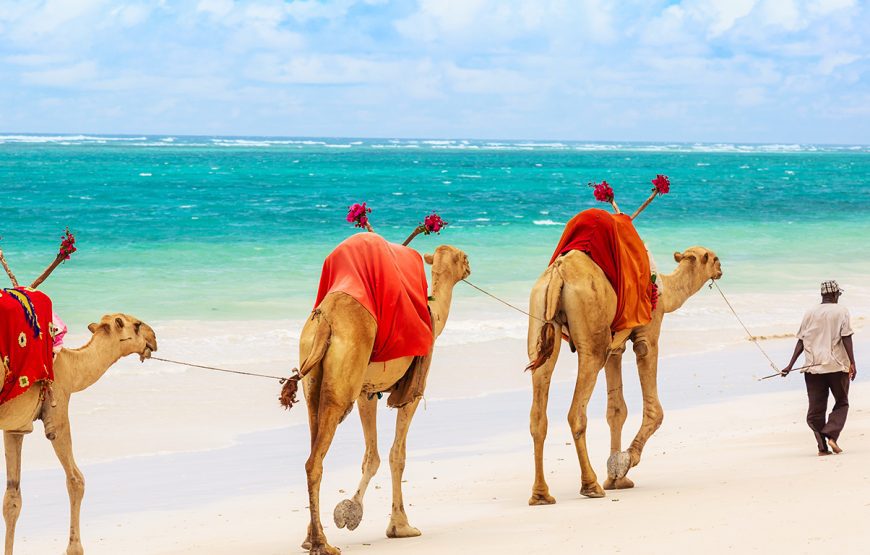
[11,318,868,555]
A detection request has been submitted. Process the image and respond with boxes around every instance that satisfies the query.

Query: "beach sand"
[10,321,868,554]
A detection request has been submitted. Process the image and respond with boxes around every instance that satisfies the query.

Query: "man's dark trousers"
[805,372,850,451]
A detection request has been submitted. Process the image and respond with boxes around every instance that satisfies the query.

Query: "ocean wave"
[533,219,565,226]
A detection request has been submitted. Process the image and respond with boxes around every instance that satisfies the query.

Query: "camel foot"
[607,451,632,480]
[333,499,363,531]
[603,476,635,490]
[309,543,341,555]
[828,438,843,454]
[580,482,606,498]
[301,539,312,550]
[528,492,556,505]
[386,522,421,539]
[65,543,84,555]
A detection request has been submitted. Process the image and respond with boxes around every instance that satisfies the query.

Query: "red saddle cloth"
[0,287,55,405]
[315,233,433,363]
[550,208,652,332]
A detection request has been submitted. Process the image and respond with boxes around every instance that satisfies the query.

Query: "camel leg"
[385,397,422,539]
[623,341,663,477]
[528,345,559,505]
[568,350,607,499]
[301,369,324,550]
[48,419,85,555]
[305,351,366,555]
[3,433,24,555]
[603,348,633,490]
[333,394,379,532]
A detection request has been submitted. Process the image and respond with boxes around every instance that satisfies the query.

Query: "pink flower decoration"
[59,228,77,260]
[651,174,670,195]
[592,180,614,203]
[346,203,372,228]
[423,212,448,234]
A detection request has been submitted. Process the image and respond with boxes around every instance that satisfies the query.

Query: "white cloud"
[21,60,99,87]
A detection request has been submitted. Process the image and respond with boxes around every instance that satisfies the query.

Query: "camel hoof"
[607,451,631,480]
[580,483,606,498]
[333,498,363,531]
[310,544,341,555]
[528,492,556,505]
[386,523,422,538]
[603,476,635,490]
[65,544,84,555]
[301,539,312,550]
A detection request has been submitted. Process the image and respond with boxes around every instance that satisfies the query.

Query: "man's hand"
[850,363,857,381]
[780,365,792,377]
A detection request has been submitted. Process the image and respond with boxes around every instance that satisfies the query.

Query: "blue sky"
[0,0,867,143]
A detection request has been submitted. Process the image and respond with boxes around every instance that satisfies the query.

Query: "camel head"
[423,245,471,285]
[673,246,723,283]
[87,313,157,362]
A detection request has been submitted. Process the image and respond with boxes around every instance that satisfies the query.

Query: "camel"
[526,246,722,504]
[292,243,470,555]
[1,313,157,555]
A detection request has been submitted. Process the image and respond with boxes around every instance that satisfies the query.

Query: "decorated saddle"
[0,287,55,405]
[314,232,433,363]
[550,208,653,332]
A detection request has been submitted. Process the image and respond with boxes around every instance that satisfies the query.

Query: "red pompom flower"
[592,180,615,203]
[423,212,448,234]
[346,203,372,229]
[651,174,670,195]
[59,228,76,261]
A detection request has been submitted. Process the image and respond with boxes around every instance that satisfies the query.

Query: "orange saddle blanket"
[0,288,55,405]
[314,233,433,363]
[550,208,652,332]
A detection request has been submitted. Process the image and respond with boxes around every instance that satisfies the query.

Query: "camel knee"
[606,396,627,426]
[3,484,22,519]
[66,471,85,496]
[632,340,649,357]
[645,405,664,430]
[567,413,588,440]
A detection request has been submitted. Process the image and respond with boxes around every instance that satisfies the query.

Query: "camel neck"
[54,333,123,393]
[660,264,707,313]
[428,273,458,338]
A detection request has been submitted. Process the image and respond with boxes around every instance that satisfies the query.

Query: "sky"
[0,0,867,143]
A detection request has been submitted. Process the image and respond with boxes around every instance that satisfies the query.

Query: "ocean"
[1,134,868,345]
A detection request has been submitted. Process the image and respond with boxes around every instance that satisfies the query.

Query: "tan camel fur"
[0,314,156,555]
[297,245,470,555]
[526,247,722,504]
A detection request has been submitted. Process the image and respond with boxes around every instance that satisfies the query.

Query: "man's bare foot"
[827,438,843,454]
[818,450,832,456]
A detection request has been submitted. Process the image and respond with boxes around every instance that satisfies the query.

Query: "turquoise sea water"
[1,135,868,326]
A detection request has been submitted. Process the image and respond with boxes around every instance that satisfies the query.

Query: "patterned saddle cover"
[0,288,55,405]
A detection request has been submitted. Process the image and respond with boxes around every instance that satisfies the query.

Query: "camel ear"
[702,252,709,264]
[673,252,683,263]
[424,253,434,265]
[88,323,109,334]
[115,317,125,329]
[134,322,142,334]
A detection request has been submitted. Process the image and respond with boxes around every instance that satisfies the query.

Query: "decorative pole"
[347,202,374,232]
[590,181,620,214]
[30,228,77,289]
[403,212,448,246]
[631,175,670,220]
[0,238,19,287]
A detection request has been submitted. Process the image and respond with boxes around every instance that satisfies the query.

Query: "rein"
[461,279,546,323]
[709,280,781,374]
[149,356,289,384]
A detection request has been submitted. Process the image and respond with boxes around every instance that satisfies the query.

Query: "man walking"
[782,280,856,456]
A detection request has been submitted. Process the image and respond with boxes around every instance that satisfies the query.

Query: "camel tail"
[526,262,564,372]
[279,311,332,410]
